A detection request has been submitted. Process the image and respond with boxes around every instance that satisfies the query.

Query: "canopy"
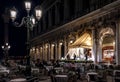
[70,33,92,49]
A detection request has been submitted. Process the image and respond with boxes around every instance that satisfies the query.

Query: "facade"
[30,0,120,65]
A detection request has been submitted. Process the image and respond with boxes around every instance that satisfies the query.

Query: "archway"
[100,27,115,63]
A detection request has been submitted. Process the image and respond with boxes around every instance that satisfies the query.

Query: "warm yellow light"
[52,44,55,47]
[25,1,31,11]
[40,47,43,50]
[113,41,115,45]
[70,40,73,44]
[32,47,35,51]
[31,16,35,25]
[10,7,17,21]
[2,46,4,49]
[8,46,11,49]
[46,45,48,48]
[59,42,63,45]
[6,43,8,46]
[35,9,42,20]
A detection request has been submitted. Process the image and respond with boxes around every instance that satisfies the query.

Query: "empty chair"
[87,72,98,82]
[54,75,68,82]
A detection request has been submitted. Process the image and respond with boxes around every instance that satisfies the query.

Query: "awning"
[70,33,92,49]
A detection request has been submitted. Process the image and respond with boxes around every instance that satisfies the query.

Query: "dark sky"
[0,0,44,58]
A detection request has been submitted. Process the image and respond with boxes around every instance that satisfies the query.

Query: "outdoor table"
[10,78,27,82]
[54,67,63,73]
[19,65,26,69]
[31,68,39,73]
[55,75,68,82]
[45,66,53,71]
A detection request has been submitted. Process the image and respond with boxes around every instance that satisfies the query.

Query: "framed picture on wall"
[103,49,114,58]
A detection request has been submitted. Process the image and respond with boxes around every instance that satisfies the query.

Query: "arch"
[99,27,114,42]
[99,27,115,63]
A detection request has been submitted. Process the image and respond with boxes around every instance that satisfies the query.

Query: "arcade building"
[29,0,120,65]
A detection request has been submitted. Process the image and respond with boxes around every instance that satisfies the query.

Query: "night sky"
[0,0,43,58]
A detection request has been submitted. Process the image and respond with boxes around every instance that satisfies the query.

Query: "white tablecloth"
[87,72,98,75]
[31,68,39,73]
[45,66,53,71]
[55,75,67,78]
[10,78,26,82]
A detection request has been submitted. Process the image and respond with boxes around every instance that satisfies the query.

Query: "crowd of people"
[0,58,120,82]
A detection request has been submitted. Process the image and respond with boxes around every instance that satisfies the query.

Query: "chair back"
[87,72,98,82]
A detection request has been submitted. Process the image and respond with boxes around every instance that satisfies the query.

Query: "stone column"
[50,44,54,60]
[92,28,97,64]
[97,43,102,62]
[96,29,102,63]
[31,47,35,60]
[57,42,60,60]
[36,47,40,59]
[115,21,120,65]
[92,28,103,63]
[34,47,37,60]
[49,43,51,60]
[57,42,59,60]
[30,48,34,61]
[57,41,62,60]
[42,44,45,60]
[55,43,58,60]
[39,47,42,60]
[64,36,68,57]
[35,48,37,60]
[45,44,48,61]
[48,44,51,61]
[41,46,43,61]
